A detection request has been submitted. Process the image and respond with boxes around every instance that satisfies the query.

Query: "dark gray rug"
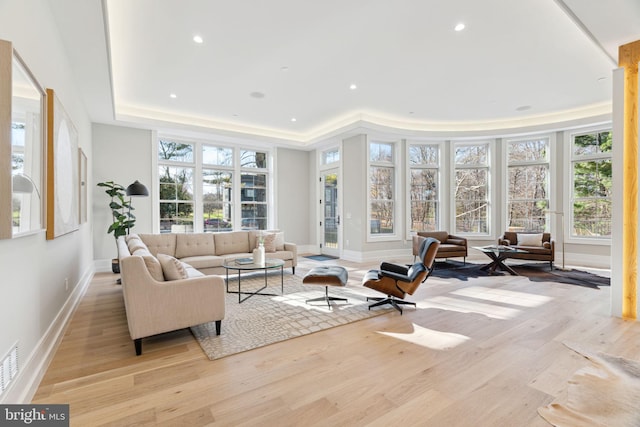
[431,261,610,289]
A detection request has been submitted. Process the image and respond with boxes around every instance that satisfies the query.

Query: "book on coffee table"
[235,257,254,265]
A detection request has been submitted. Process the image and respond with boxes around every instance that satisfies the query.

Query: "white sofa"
[117,235,226,355]
[135,230,297,275]
[116,230,297,355]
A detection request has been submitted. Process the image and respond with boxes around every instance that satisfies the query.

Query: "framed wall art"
[79,148,87,223]
[46,88,79,240]
[0,39,46,239]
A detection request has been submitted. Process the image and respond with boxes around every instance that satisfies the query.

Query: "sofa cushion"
[139,233,177,258]
[127,238,147,253]
[214,231,249,255]
[438,244,466,253]
[179,255,225,270]
[517,233,543,247]
[176,233,215,258]
[267,250,294,261]
[514,245,551,255]
[132,248,165,281]
[157,253,188,281]
[446,238,466,246]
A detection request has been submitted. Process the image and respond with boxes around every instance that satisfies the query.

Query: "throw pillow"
[127,238,147,254]
[132,248,164,281]
[157,253,188,281]
[274,232,285,251]
[256,233,277,252]
[517,233,543,247]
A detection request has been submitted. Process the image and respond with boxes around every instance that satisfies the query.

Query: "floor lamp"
[546,210,566,270]
[117,180,149,284]
[125,180,149,234]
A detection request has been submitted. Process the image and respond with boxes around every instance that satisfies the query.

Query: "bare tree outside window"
[369,142,395,235]
[454,143,489,234]
[409,144,439,231]
[507,138,549,232]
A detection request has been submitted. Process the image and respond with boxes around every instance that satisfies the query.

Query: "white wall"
[0,0,93,402]
[275,147,310,247]
[92,124,154,264]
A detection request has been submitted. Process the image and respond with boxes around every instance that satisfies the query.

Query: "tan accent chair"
[362,237,440,314]
[412,231,468,263]
[118,237,225,355]
[498,231,555,270]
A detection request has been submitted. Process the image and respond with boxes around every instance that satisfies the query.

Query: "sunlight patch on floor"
[449,286,553,307]
[378,324,470,350]
[417,296,521,319]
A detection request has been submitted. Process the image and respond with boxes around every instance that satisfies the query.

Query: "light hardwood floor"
[32,257,640,426]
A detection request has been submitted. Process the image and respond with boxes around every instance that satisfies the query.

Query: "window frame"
[367,139,400,241]
[155,135,273,234]
[406,141,442,237]
[565,126,612,245]
[504,135,551,233]
[451,140,492,236]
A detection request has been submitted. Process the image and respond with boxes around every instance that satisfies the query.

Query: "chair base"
[306,286,347,308]
[367,296,416,315]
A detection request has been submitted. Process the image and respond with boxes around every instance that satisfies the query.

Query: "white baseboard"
[1,265,95,403]
[95,258,113,273]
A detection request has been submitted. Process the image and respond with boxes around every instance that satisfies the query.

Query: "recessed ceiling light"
[454,23,465,32]
[290,117,297,122]
[516,105,532,111]
[169,93,177,99]
[250,91,265,99]
[193,35,204,44]
[349,83,357,90]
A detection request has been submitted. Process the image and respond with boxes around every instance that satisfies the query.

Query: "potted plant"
[97,180,136,273]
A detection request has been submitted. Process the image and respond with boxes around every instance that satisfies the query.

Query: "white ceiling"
[50,0,640,146]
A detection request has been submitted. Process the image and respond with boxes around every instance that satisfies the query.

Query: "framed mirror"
[0,39,46,239]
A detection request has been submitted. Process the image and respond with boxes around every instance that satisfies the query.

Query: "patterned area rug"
[191,273,392,360]
[538,342,640,426]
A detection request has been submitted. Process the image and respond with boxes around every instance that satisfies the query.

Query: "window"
[506,137,549,232]
[157,139,270,233]
[368,141,396,236]
[322,148,339,165]
[202,144,233,232]
[409,143,439,232]
[454,142,490,234]
[570,129,612,238]
[158,140,195,233]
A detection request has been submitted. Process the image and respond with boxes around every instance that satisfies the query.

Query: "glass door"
[321,170,340,257]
